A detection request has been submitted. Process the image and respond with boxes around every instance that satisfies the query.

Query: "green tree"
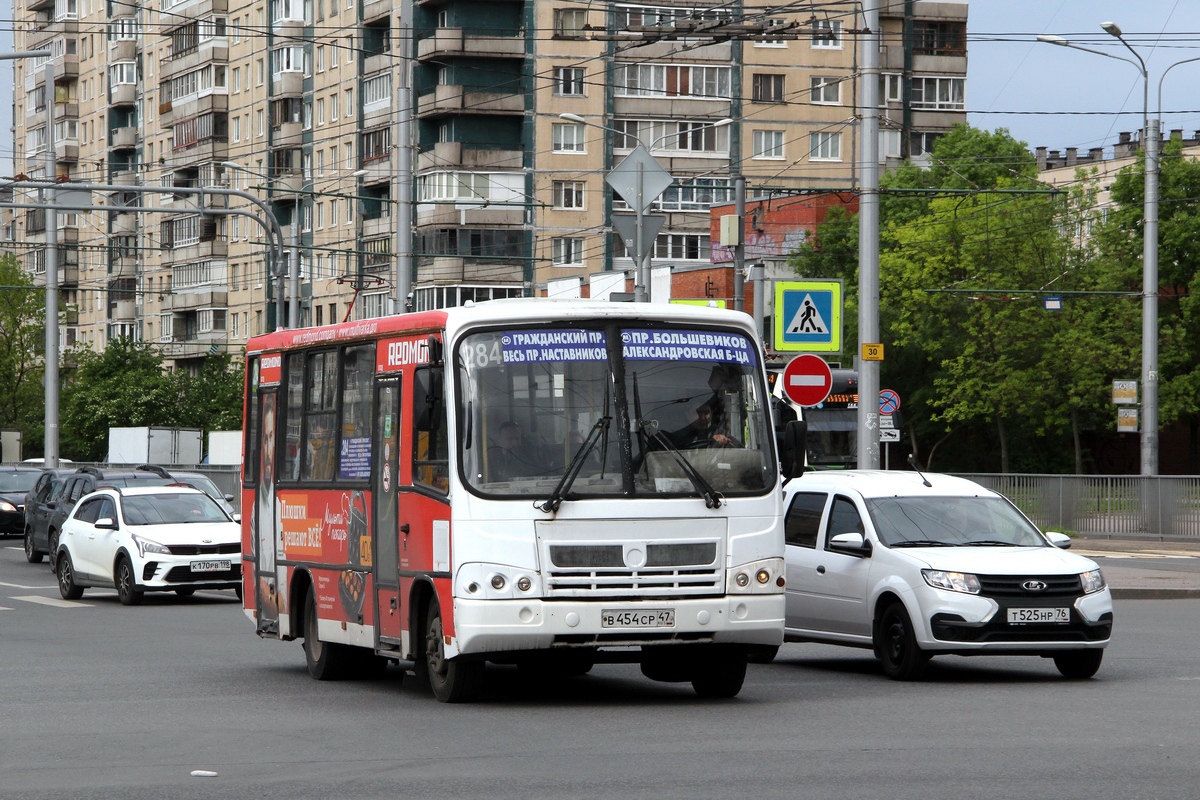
[60,338,179,461]
[172,353,245,433]
[0,254,46,451]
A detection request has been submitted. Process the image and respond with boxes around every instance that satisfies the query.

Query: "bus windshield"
[457,323,775,500]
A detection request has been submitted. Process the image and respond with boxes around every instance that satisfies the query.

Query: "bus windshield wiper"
[537,417,610,513]
[639,422,723,509]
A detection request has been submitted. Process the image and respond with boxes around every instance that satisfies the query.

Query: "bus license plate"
[190,559,231,573]
[1007,607,1069,624]
[601,609,675,629]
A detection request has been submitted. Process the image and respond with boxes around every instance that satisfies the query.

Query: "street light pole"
[1035,25,1200,476]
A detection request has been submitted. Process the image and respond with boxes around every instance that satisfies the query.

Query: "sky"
[967,1,1200,153]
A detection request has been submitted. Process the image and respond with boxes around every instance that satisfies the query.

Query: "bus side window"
[413,366,449,493]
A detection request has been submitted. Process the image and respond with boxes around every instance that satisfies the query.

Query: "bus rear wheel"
[424,601,483,703]
[303,589,352,680]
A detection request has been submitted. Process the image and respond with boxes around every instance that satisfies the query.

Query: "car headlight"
[922,569,981,595]
[1080,569,1106,594]
[130,534,170,557]
[0,500,15,513]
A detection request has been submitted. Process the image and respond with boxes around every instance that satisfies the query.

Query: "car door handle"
[816,565,826,574]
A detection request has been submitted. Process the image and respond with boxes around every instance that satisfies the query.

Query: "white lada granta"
[773,470,1112,680]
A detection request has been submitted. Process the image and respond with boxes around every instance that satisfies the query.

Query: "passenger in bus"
[666,401,741,449]
[488,421,543,481]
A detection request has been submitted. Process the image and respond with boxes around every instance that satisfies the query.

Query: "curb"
[1111,588,1200,600]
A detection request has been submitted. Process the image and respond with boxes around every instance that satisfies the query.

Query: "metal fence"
[955,474,1200,539]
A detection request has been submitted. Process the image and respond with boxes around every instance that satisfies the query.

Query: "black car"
[25,465,177,566]
[0,467,44,537]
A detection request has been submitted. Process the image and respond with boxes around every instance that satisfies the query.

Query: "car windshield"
[0,472,40,493]
[458,324,775,500]
[178,475,222,501]
[122,493,231,525]
[866,495,1049,548]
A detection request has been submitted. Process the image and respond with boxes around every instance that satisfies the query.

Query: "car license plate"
[1007,607,1070,624]
[190,559,231,573]
[601,609,675,629]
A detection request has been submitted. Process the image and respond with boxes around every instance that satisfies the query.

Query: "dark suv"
[1,466,45,537]
[25,465,176,567]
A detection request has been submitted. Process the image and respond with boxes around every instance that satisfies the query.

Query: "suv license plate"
[601,609,675,629]
[190,559,231,573]
[1007,607,1069,624]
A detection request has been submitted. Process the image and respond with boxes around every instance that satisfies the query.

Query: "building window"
[361,128,391,162]
[910,76,965,110]
[752,129,784,159]
[417,171,491,202]
[810,131,841,161]
[552,122,585,153]
[810,76,841,105]
[613,63,731,99]
[554,66,585,96]
[612,177,732,212]
[613,119,729,154]
[754,17,788,47]
[552,180,585,210]
[910,131,940,156]
[552,237,584,266]
[752,73,784,103]
[912,21,965,56]
[359,292,388,319]
[884,73,902,103]
[554,8,588,38]
[652,233,709,261]
[811,19,842,48]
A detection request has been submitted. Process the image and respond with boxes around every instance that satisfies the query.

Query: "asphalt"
[1072,536,1200,599]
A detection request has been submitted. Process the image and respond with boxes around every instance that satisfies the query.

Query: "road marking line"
[5,546,25,551]
[0,605,12,611]
[0,581,58,590]
[10,595,93,608]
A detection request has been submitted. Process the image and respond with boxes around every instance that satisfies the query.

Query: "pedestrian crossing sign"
[773,280,842,352]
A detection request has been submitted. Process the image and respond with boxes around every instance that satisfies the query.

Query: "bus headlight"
[727,558,784,594]
[456,563,541,599]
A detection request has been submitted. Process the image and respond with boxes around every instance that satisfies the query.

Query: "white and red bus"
[241,299,784,701]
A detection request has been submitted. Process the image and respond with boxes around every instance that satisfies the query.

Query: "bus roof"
[246,299,757,355]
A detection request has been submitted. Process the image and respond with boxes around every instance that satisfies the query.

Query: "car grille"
[977,574,1083,599]
[544,541,721,598]
[165,543,241,556]
[164,563,242,583]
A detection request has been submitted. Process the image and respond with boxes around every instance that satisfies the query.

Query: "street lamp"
[224,162,366,329]
[1036,24,1200,476]
[558,114,732,302]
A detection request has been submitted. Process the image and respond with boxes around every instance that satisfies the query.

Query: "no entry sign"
[781,354,833,407]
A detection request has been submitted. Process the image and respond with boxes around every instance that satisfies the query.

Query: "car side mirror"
[95,517,118,530]
[1044,531,1072,549]
[224,493,235,502]
[232,513,242,523]
[829,531,871,556]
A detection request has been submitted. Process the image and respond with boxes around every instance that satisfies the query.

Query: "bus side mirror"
[780,420,807,479]
[414,368,444,432]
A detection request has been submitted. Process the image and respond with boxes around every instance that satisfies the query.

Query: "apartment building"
[9,0,966,366]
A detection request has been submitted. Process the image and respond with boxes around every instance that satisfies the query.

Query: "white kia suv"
[56,485,242,605]
[779,470,1112,679]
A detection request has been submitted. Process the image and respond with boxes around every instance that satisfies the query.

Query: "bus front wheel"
[691,647,748,699]
[424,602,483,703]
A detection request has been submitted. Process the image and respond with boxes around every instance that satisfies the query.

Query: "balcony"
[162,239,228,265]
[111,169,139,186]
[418,256,523,284]
[54,101,78,121]
[111,211,138,234]
[159,45,229,82]
[416,29,524,60]
[109,38,137,62]
[362,216,391,238]
[416,84,523,118]
[274,121,302,147]
[362,0,389,21]
[111,83,137,106]
[164,290,228,311]
[415,204,522,228]
[110,126,138,149]
[417,141,523,171]
[55,141,78,162]
[111,300,137,321]
[29,19,78,48]
[271,71,303,97]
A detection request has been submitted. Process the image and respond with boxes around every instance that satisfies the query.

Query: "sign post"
[781,354,833,407]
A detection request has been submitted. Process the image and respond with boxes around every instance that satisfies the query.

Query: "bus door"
[254,390,280,635]
[373,376,402,646]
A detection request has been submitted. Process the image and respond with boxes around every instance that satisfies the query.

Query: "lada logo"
[1022,580,1048,591]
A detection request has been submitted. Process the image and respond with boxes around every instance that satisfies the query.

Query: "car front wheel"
[876,602,929,681]
[24,528,43,564]
[57,552,84,600]
[1054,649,1104,679]
[115,556,144,606]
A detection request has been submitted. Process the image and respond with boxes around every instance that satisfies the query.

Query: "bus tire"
[746,645,780,664]
[424,601,483,703]
[691,647,748,699]
[303,589,351,680]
